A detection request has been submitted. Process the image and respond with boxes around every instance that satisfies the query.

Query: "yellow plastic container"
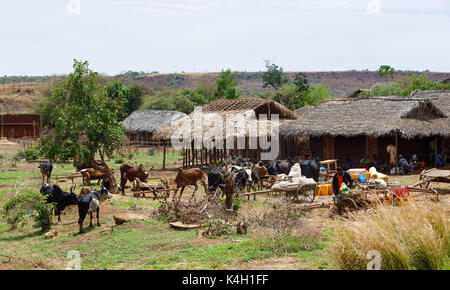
[365,172,370,180]
[318,185,328,196]
[327,184,333,195]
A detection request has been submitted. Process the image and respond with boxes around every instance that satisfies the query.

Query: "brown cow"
[173,168,207,201]
[119,164,151,195]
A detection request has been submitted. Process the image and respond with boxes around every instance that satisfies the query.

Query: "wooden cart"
[242,181,317,204]
[282,183,317,203]
[80,168,110,186]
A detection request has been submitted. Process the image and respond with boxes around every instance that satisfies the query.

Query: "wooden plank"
[409,177,434,188]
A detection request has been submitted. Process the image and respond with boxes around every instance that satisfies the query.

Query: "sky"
[0,0,449,76]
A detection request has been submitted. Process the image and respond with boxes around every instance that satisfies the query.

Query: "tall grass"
[331,202,449,270]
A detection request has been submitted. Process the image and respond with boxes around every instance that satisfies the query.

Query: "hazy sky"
[1,0,449,75]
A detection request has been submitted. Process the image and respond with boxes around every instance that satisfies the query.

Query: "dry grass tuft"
[331,201,449,270]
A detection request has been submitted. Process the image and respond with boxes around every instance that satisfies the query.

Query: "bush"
[148,148,155,156]
[24,147,40,161]
[115,158,124,164]
[1,189,53,231]
[331,202,449,270]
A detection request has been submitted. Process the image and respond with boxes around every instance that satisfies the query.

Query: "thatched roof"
[201,98,298,120]
[153,98,297,141]
[295,106,315,117]
[280,91,450,139]
[123,110,187,134]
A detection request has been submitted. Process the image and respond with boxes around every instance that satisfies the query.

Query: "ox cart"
[242,180,317,204]
[131,178,174,199]
[80,168,111,185]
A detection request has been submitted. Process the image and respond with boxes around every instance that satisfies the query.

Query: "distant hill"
[2,70,449,113]
[132,70,450,98]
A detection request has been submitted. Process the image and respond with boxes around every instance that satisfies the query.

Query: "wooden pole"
[434,135,438,168]
[162,141,166,170]
[395,130,398,174]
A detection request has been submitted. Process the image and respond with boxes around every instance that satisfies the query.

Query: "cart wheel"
[83,173,91,186]
[297,185,316,204]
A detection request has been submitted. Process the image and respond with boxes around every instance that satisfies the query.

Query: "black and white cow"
[40,183,78,222]
[77,180,113,234]
[38,161,53,184]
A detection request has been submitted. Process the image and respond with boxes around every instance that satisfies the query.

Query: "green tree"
[103,81,145,120]
[261,60,288,91]
[215,69,240,99]
[271,83,329,110]
[293,72,310,94]
[38,60,125,193]
[271,85,299,110]
[377,65,395,83]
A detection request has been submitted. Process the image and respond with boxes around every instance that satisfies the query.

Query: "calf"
[40,184,78,222]
[77,183,112,234]
[38,161,53,184]
[173,168,207,201]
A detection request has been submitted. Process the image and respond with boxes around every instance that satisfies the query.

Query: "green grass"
[0,146,334,270]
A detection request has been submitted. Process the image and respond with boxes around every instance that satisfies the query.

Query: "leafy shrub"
[148,148,155,156]
[331,202,449,270]
[24,147,40,161]
[1,189,53,231]
[115,158,124,164]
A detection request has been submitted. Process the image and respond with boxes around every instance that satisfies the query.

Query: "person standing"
[332,167,353,196]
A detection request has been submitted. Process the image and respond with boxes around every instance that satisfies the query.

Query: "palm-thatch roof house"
[153,98,299,166]
[123,110,187,146]
[280,90,450,170]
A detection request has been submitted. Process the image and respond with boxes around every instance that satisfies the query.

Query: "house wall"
[310,134,439,170]
[0,114,41,139]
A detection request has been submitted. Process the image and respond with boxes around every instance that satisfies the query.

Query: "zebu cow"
[173,168,207,201]
[207,167,225,195]
[38,161,53,184]
[40,183,78,222]
[119,164,151,195]
[77,180,112,234]
[300,160,320,182]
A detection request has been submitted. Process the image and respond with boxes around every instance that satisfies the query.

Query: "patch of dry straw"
[331,201,449,270]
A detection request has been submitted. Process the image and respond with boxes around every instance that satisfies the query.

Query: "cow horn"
[70,184,76,194]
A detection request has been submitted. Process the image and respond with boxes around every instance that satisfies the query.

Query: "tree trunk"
[92,149,119,194]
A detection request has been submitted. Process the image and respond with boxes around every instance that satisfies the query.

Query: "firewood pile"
[156,195,234,225]
[330,191,379,216]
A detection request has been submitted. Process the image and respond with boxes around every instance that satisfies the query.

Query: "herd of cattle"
[36,157,320,234]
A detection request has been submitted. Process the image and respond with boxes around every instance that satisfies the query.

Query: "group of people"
[342,155,383,172]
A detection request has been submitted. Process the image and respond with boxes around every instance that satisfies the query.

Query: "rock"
[113,213,148,225]
[45,230,58,238]
[100,227,112,234]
